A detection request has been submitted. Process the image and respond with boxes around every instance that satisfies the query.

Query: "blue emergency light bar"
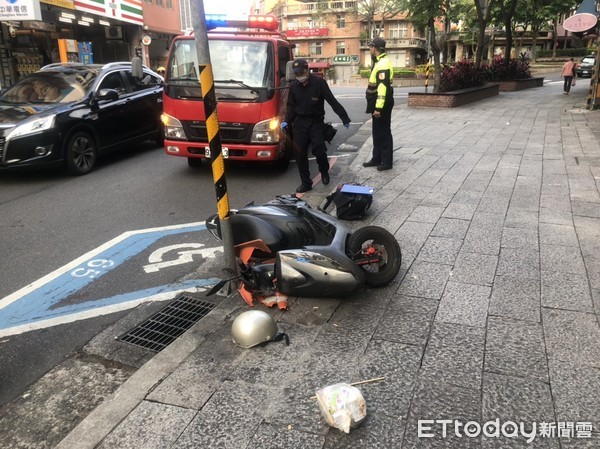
[205,14,279,31]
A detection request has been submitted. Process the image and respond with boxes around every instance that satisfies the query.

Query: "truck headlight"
[161,113,186,140]
[251,118,280,143]
[6,115,55,142]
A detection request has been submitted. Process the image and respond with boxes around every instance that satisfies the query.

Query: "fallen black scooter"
[206,195,401,309]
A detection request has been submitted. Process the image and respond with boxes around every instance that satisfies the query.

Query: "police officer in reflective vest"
[281,58,351,193]
[363,37,394,171]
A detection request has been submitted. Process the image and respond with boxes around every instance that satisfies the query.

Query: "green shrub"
[394,68,416,78]
[359,67,417,78]
[536,48,596,58]
[415,64,435,75]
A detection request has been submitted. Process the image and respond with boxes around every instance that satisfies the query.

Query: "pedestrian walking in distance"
[363,37,394,171]
[561,57,577,95]
[281,58,351,193]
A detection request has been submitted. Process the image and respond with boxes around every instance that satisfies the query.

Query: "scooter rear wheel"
[347,226,402,287]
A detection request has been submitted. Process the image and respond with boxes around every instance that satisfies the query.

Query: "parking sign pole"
[190,0,238,290]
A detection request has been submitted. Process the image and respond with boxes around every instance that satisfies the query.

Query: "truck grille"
[0,137,5,161]
[183,121,252,143]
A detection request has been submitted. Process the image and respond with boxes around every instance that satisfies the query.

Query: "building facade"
[0,0,182,88]
[253,0,426,82]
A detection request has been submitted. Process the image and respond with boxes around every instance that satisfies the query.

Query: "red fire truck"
[161,15,294,169]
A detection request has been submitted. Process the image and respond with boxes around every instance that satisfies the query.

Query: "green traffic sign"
[332,55,359,64]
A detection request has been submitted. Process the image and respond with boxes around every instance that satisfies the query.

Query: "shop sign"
[332,55,359,64]
[141,34,151,46]
[563,13,598,32]
[74,0,143,26]
[41,0,75,10]
[0,0,42,21]
[286,28,329,38]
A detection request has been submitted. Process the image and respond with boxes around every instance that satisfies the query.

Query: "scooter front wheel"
[347,226,402,287]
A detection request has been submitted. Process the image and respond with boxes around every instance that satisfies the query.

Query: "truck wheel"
[154,127,164,146]
[273,148,290,171]
[274,133,292,171]
[187,157,202,168]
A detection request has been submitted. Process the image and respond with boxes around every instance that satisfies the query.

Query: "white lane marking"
[0,285,211,338]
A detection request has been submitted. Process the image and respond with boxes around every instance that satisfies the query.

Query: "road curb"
[56,294,243,449]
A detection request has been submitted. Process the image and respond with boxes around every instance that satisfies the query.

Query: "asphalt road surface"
[0,85,414,406]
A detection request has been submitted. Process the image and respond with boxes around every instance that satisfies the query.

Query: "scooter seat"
[230,214,287,253]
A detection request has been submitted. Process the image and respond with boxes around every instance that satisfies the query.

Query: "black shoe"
[363,160,381,168]
[321,172,330,185]
[377,165,393,171]
[296,184,312,193]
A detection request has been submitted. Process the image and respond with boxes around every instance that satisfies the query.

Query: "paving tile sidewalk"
[58,80,600,449]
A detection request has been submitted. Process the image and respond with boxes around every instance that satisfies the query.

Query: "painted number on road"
[71,259,115,279]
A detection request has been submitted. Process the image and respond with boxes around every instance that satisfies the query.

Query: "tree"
[511,0,579,61]
[443,0,477,62]
[474,0,497,67]
[356,0,404,38]
[492,0,577,61]
[402,0,446,91]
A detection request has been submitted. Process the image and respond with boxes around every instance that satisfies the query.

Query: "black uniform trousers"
[293,117,329,187]
[371,104,394,167]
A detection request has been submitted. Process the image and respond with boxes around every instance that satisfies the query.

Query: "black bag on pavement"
[320,183,373,220]
[323,123,337,144]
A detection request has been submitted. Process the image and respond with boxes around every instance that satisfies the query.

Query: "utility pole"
[189,0,238,289]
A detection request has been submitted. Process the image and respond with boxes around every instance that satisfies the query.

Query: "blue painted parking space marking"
[0,222,223,338]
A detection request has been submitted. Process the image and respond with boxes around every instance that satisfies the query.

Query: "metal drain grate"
[119,295,217,352]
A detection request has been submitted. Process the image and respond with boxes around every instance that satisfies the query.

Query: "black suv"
[0,62,163,175]
[576,55,596,78]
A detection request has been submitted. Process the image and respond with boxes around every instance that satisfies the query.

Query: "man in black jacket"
[281,59,351,193]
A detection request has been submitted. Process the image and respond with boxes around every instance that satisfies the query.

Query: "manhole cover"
[119,295,217,352]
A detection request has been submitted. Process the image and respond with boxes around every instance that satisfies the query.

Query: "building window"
[336,41,345,55]
[389,21,408,39]
[180,0,191,30]
[368,26,383,39]
[332,1,343,8]
[309,42,322,56]
[156,0,162,6]
[166,0,172,7]
[336,14,345,29]
[345,1,357,7]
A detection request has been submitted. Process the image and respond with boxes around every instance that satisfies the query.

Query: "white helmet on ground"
[231,310,289,348]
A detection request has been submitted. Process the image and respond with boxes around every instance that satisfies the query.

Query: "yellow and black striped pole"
[191,0,237,285]
[199,65,229,219]
[425,62,430,93]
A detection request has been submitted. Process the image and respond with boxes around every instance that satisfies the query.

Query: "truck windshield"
[167,39,273,100]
